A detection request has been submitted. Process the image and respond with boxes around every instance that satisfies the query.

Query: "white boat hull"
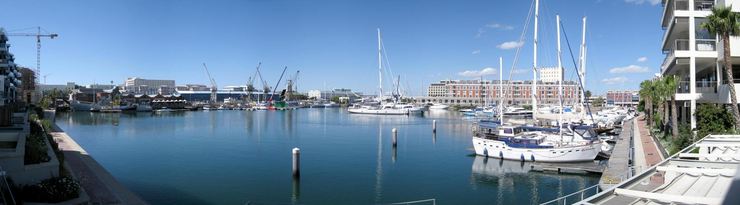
[472,137,601,162]
[429,105,449,110]
[348,108,420,115]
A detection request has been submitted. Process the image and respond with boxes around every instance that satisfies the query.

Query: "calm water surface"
[56,109,598,205]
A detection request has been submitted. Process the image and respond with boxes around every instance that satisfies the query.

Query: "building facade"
[660,0,729,129]
[0,29,21,108]
[606,90,639,106]
[307,88,363,101]
[538,67,562,83]
[124,77,176,95]
[415,79,580,106]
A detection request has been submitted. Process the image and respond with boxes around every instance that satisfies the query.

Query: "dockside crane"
[285,70,300,101]
[267,66,288,108]
[7,26,58,87]
[202,63,218,104]
[246,62,261,102]
[255,64,270,102]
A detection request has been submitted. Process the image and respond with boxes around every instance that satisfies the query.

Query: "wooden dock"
[598,119,634,190]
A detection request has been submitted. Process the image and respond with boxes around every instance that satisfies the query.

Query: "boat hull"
[348,108,420,115]
[472,137,601,162]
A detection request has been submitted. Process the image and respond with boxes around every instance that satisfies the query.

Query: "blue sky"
[1,0,663,95]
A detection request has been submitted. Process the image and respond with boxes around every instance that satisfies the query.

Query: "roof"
[578,135,740,205]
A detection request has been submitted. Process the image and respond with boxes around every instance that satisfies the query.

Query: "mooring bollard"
[292,147,300,178]
[392,128,398,147]
[432,120,437,133]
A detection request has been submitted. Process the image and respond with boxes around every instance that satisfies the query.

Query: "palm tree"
[663,75,679,138]
[702,6,740,129]
[639,80,654,126]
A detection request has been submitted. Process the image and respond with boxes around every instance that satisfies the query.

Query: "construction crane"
[285,70,300,101]
[255,64,270,102]
[202,63,218,104]
[267,66,288,106]
[7,27,58,87]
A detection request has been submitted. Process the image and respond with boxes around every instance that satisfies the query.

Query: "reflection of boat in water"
[471,156,532,176]
[429,103,449,110]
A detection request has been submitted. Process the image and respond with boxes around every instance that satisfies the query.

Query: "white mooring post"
[392,128,398,147]
[432,120,437,133]
[292,147,300,178]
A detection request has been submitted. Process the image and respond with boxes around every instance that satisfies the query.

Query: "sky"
[0,0,664,96]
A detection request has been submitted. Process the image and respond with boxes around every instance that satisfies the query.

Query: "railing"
[675,0,690,11]
[694,0,714,11]
[391,199,436,205]
[0,167,15,205]
[677,80,717,93]
[696,39,717,51]
[674,39,690,51]
[662,51,676,73]
[540,184,601,205]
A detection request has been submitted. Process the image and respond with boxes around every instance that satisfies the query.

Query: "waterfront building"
[538,67,562,83]
[606,90,639,106]
[415,79,579,106]
[0,29,21,111]
[175,85,281,103]
[659,0,732,130]
[307,88,363,101]
[124,77,176,95]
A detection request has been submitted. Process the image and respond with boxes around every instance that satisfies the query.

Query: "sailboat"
[471,0,601,162]
[348,28,423,115]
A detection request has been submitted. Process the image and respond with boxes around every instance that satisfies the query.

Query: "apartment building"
[660,0,729,130]
[606,90,639,106]
[415,79,580,106]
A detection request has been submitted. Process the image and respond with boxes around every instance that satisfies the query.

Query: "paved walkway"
[634,115,665,184]
[50,124,148,205]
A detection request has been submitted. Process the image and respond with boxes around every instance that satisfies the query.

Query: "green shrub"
[20,176,80,203]
[24,132,50,164]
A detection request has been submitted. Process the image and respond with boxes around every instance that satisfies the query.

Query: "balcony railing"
[675,0,690,11]
[696,39,717,51]
[677,80,717,93]
[675,39,690,51]
[694,0,714,11]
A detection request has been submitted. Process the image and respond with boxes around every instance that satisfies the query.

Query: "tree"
[639,80,656,126]
[663,75,679,138]
[592,97,605,107]
[702,6,740,129]
[585,90,592,98]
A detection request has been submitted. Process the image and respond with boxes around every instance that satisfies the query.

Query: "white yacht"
[472,122,601,162]
[348,103,422,115]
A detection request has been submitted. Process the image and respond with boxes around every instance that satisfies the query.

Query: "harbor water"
[55,109,599,205]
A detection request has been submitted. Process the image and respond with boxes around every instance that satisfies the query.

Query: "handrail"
[540,184,601,205]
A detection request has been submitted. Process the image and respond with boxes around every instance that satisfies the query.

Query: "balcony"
[662,0,690,28]
[694,0,714,11]
[696,39,717,51]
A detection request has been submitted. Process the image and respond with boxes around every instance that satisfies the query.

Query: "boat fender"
[483,148,489,157]
[499,151,503,158]
[520,154,525,162]
[531,155,535,162]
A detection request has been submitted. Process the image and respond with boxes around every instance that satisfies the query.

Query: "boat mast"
[579,17,587,117]
[377,28,383,102]
[532,0,540,121]
[557,15,563,140]
[499,57,504,122]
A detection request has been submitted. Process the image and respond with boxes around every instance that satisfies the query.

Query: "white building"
[660,0,724,130]
[124,77,176,95]
[538,67,562,83]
